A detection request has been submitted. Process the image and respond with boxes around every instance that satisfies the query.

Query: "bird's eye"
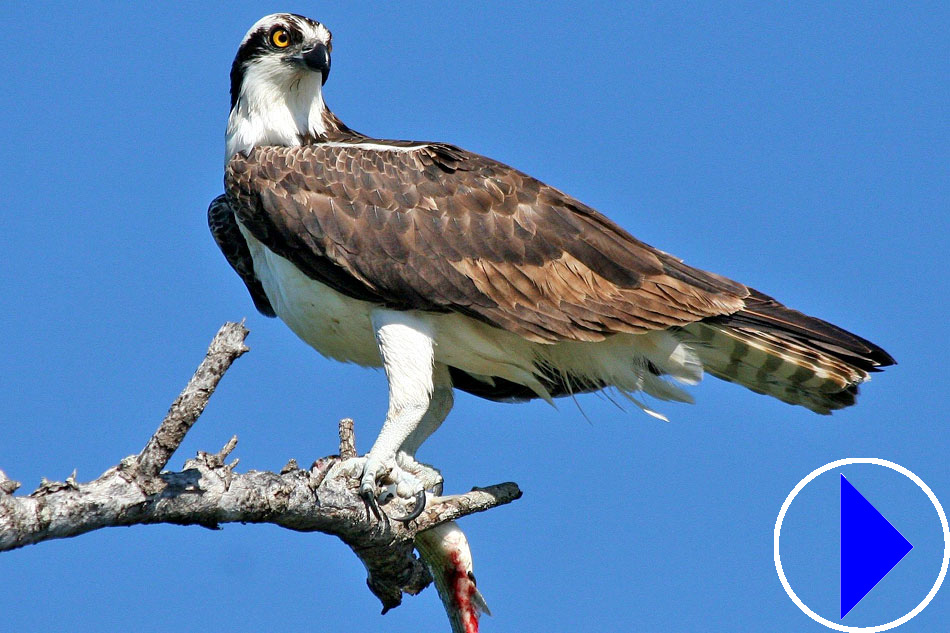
[271,28,291,48]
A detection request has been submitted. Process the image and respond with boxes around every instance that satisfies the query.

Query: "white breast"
[235,218,546,381]
[237,220,701,414]
[238,223,383,367]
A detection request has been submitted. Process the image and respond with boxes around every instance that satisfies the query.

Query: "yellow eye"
[271,29,290,48]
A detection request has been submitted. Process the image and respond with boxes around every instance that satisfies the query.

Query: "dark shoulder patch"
[207,194,276,317]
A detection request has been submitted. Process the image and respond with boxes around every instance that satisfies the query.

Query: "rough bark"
[0,322,521,616]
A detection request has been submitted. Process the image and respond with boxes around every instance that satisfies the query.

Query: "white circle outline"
[774,458,949,632]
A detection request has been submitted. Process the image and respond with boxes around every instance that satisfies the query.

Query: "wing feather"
[225,143,749,342]
[206,194,277,318]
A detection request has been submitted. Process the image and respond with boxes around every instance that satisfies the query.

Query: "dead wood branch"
[0,322,521,615]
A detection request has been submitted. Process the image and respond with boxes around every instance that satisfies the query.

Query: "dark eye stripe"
[229,27,270,109]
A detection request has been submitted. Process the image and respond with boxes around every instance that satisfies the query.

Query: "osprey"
[210,14,893,518]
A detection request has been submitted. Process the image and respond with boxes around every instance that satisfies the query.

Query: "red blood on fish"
[447,550,479,633]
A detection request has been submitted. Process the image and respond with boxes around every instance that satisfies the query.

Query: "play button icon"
[840,474,914,619]
[775,458,950,630]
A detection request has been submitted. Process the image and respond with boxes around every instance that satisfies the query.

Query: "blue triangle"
[840,474,913,619]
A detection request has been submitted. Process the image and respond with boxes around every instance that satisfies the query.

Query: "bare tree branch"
[136,321,250,478]
[0,322,522,618]
[338,417,357,460]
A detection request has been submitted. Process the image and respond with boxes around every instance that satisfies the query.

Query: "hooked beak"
[292,43,330,85]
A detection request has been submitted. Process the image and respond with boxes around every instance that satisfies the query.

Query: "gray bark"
[0,322,521,615]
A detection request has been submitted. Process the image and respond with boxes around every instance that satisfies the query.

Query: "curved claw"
[391,489,427,523]
[361,489,384,522]
[367,499,383,522]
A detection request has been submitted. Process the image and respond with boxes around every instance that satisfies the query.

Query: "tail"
[680,289,895,414]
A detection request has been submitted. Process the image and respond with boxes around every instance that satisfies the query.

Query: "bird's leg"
[358,310,436,520]
[397,364,453,495]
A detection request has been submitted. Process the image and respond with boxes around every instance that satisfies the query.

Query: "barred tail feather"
[681,289,895,414]
[683,322,860,413]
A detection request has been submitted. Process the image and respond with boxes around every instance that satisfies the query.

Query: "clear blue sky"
[1,3,947,631]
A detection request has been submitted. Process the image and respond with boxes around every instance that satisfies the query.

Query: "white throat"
[225,59,327,163]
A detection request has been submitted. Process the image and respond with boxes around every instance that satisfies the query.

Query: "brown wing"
[207,193,276,317]
[225,143,749,343]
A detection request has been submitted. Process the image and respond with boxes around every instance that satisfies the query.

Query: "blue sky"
[1,3,947,631]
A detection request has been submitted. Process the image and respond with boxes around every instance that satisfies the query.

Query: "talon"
[359,482,375,501]
[359,480,384,520]
[362,493,383,521]
[391,489,427,523]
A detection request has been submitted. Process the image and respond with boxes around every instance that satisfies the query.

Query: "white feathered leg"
[358,309,436,514]
[398,363,453,494]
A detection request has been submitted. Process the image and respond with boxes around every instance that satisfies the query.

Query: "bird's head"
[229,13,332,111]
[226,14,338,161]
